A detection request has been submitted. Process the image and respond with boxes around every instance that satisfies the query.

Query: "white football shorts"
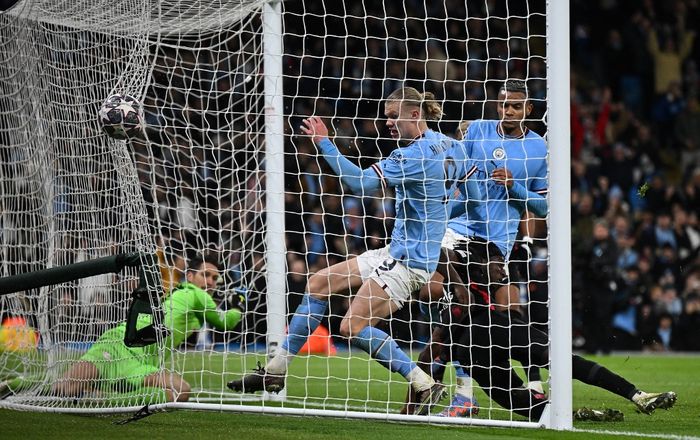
[356,246,431,308]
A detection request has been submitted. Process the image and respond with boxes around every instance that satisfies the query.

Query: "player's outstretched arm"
[194,288,243,331]
[300,116,382,194]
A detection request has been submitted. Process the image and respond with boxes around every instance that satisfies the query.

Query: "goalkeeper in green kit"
[1,254,243,404]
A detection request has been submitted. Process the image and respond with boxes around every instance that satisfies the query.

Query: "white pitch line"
[573,428,700,440]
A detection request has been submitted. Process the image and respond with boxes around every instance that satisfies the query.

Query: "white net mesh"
[0,0,268,409]
[0,0,157,408]
[0,0,553,426]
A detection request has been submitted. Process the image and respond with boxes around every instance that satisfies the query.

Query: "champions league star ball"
[98,94,143,140]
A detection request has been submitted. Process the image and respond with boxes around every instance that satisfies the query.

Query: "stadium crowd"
[283,0,700,353]
[567,0,700,352]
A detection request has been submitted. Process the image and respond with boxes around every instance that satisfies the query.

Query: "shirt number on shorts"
[376,258,397,274]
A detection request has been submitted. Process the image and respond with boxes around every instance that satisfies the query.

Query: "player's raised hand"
[491,167,514,188]
[300,116,329,144]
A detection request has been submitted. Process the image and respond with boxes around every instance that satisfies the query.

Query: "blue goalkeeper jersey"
[448,119,548,257]
[371,129,477,273]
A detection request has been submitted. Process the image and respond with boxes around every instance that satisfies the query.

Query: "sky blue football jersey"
[372,129,477,273]
[448,119,548,257]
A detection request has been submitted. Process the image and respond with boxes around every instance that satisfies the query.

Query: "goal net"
[0,0,569,429]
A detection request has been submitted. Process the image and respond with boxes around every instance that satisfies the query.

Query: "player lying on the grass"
[1,254,243,404]
[403,247,677,419]
[404,247,549,419]
[413,235,545,418]
[416,79,549,417]
[228,87,480,415]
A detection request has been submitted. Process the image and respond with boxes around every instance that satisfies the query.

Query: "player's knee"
[306,270,331,297]
[339,318,352,338]
[163,389,176,402]
[339,317,363,338]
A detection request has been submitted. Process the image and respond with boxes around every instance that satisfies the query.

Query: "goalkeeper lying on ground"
[1,254,242,404]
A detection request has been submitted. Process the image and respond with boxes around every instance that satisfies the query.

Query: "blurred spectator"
[653,244,682,287]
[582,219,619,354]
[651,81,686,140]
[342,197,366,252]
[650,312,676,351]
[674,96,700,176]
[655,284,684,318]
[654,211,678,249]
[638,300,660,350]
[612,264,645,351]
[673,206,700,265]
[646,18,695,97]
[304,208,327,266]
[616,232,639,271]
[673,293,700,351]
[601,144,637,195]
[683,168,700,208]
[682,266,700,297]
[572,192,596,246]
[601,185,629,225]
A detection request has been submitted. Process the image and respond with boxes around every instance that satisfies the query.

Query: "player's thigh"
[340,278,400,337]
[460,312,514,365]
[470,361,525,392]
[307,257,363,298]
[509,319,549,366]
[480,311,548,366]
[78,328,137,386]
[358,247,430,307]
[82,345,156,390]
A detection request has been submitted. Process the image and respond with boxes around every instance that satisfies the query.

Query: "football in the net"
[98,94,143,140]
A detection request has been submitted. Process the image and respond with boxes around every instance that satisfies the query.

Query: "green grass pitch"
[1,352,698,439]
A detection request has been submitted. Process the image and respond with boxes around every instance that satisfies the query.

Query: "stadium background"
[267,0,697,354]
[1,0,698,356]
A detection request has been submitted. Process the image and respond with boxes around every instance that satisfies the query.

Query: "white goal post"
[0,0,571,430]
[546,0,572,431]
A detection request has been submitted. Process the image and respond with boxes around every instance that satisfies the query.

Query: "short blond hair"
[386,87,443,120]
